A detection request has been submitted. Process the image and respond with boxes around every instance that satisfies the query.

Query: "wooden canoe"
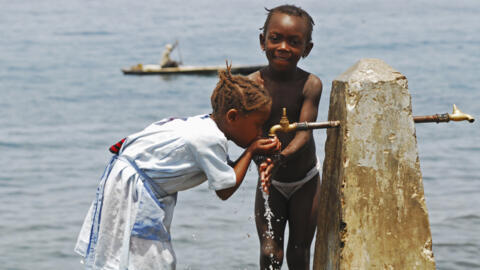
[122,64,265,75]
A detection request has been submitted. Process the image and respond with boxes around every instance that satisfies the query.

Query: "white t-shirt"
[121,114,237,194]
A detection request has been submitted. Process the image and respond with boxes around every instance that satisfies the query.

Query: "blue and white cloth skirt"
[75,156,178,270]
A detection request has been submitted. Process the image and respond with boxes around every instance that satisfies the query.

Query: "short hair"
[261,4,315,43]
[211,62,271,118]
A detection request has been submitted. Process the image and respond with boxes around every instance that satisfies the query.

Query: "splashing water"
[261,186,275,239]
[260,177,281,269]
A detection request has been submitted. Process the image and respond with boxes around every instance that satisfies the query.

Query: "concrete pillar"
[313,59,436,270]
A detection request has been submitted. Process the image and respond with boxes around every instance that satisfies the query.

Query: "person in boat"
[160,42,180,68]
[248,5,322,270]
[74,63,281,270]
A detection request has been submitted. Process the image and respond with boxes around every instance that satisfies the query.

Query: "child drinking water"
[75,63,281,270]
[248,5,323,270]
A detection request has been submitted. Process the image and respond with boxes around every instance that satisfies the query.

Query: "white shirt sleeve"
[186,135,236,191]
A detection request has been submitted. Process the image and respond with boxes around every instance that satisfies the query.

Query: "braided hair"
[211,62,271,118]
[261,4,315,43]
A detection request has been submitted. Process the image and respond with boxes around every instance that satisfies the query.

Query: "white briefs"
[271,160,321,199]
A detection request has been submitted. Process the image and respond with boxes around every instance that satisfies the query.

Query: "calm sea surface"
[1,0,479,269]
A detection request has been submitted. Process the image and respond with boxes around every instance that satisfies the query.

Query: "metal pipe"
[414,104,475,123]
[268,105,474,137]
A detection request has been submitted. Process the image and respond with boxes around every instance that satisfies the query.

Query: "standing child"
[74,64,281,270]
[248,5,322,270]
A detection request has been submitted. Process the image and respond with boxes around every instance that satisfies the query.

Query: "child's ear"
[302,42,314,58]
[259,34,266,51]
[226,109,239,123]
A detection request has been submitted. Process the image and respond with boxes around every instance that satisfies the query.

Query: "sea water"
[1,0,479,269]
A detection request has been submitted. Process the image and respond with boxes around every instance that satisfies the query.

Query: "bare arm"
[281,74,322,159]
[216,137,280,200]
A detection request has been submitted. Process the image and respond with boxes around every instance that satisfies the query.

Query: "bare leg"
[286,174,320,270]
[255,179,288,270]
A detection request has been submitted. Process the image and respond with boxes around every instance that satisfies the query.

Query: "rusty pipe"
[413,104,475,123]
[268,104,474,137]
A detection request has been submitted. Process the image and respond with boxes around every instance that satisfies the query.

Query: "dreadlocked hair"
[261,4,315,42]
[211,61,271,118]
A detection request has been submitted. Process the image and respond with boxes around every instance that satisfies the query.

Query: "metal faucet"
[268,108,341,137]
[449,104,475,122]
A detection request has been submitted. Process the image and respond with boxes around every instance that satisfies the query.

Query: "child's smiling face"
[261,12,313,72]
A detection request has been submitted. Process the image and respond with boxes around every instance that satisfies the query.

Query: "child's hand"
[259,158,274,194]
[248,136,281,155]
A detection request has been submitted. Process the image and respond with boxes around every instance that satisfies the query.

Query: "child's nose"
[279,41,289,50]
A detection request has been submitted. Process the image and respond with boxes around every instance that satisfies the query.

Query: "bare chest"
[265,80,305,125]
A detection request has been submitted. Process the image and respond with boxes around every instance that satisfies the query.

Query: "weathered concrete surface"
[313,59,436,270]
